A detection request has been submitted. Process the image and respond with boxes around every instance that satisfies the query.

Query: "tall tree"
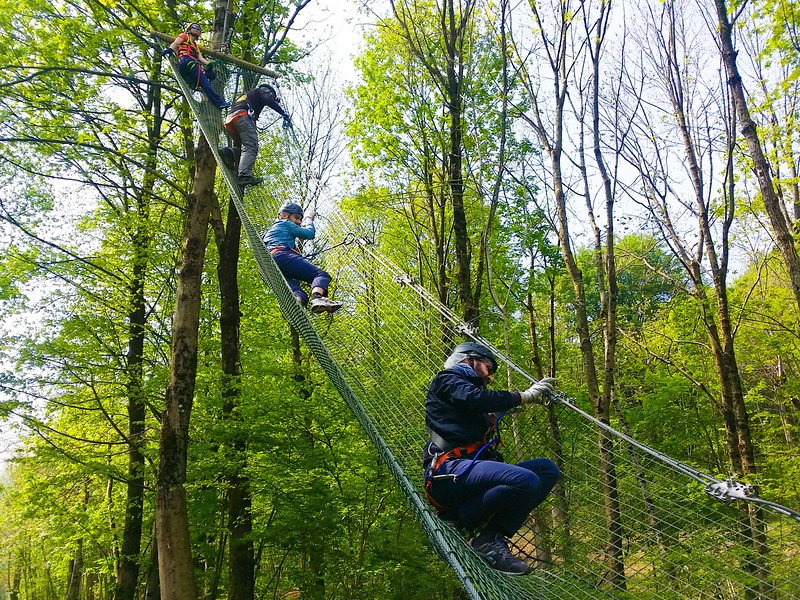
[0,1,189,597]
[511,0,626,587]
[618,0,757,481]
[389,0,481,326]
[615,1,769,588]
[154,2,225,593]
[712,0,800,323]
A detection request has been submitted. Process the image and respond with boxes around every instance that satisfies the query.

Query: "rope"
[164,52,800,600]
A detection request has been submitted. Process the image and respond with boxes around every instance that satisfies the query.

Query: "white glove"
[303,208,316,220]
[520,377,556,404]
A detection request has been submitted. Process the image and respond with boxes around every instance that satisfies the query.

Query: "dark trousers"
[271,249,331,305]
[427,458,561,536]
[178,56,225,108]
[229,115,258,177]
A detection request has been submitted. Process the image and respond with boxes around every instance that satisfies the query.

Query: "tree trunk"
[390,0,478,325]
[713,0,800,321]
[155,135,216,600]
[525,289,545,379]
[10,560,21,600]
[65,541,83,600]
[211,197,255,600]
[587,6,624,587]
[443,0,477,326]
[553,171,625,589]
[289,329,327,598]
[144,530,160,600]
[85,572,97,600]
[114,47,163,600]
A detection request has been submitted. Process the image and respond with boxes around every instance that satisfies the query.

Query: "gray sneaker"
[310,297,343,314]
[471,534,531,575]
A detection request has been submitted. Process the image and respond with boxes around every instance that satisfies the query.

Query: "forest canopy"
[0,0,799,599]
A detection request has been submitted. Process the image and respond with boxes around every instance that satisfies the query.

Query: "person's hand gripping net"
[520,378,557,404]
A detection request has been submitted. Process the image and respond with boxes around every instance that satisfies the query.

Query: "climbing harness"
[223,106,249,130]
[424,411,510,510]
[177,58,201,90]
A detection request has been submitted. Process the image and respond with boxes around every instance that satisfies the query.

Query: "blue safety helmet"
[278,202,303,217]
[452,342,498,374]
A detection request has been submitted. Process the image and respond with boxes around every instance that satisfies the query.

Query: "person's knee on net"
[423,342,561,574]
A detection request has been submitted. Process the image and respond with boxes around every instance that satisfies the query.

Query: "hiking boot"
[236,175,264,188]
[471,534,532,576]
[310,297,343,314]
[218,147,236,170]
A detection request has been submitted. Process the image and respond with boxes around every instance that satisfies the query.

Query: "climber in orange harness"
[423,342,560,575]
[162,23,230,109]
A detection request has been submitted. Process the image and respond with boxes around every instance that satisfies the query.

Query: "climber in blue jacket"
[423,342,560,575]
[262,202,342,314]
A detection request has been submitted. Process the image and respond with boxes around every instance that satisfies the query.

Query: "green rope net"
[160,43,800,600]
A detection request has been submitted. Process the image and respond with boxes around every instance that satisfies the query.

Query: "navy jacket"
[423,363,521,468]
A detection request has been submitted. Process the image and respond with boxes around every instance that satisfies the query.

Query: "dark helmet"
[258,83,278,96]
[257,83,281,104]
[187,22,202,33]
[452,342,498,374]
[278,202,303,217]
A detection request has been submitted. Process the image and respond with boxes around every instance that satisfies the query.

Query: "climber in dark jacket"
[222,83,291,187]
[423,342,561,575]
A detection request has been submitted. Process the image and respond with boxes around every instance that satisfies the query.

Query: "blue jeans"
[427,458,561,536]
[271,249,331,305]
[178,56,226,108]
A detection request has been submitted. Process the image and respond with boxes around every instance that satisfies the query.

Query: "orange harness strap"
[269,246,301,255]
[223,110,248,132]
[423,438,494,509]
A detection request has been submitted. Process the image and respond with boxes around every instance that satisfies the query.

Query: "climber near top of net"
[263,202,343,314]
[161,22,230,110]
[423,342,561,576]
[220,84,292,188]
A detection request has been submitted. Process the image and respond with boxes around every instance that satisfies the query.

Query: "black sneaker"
[236,175,264,188]
[471,534,532,575]
[218,147,236,170]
